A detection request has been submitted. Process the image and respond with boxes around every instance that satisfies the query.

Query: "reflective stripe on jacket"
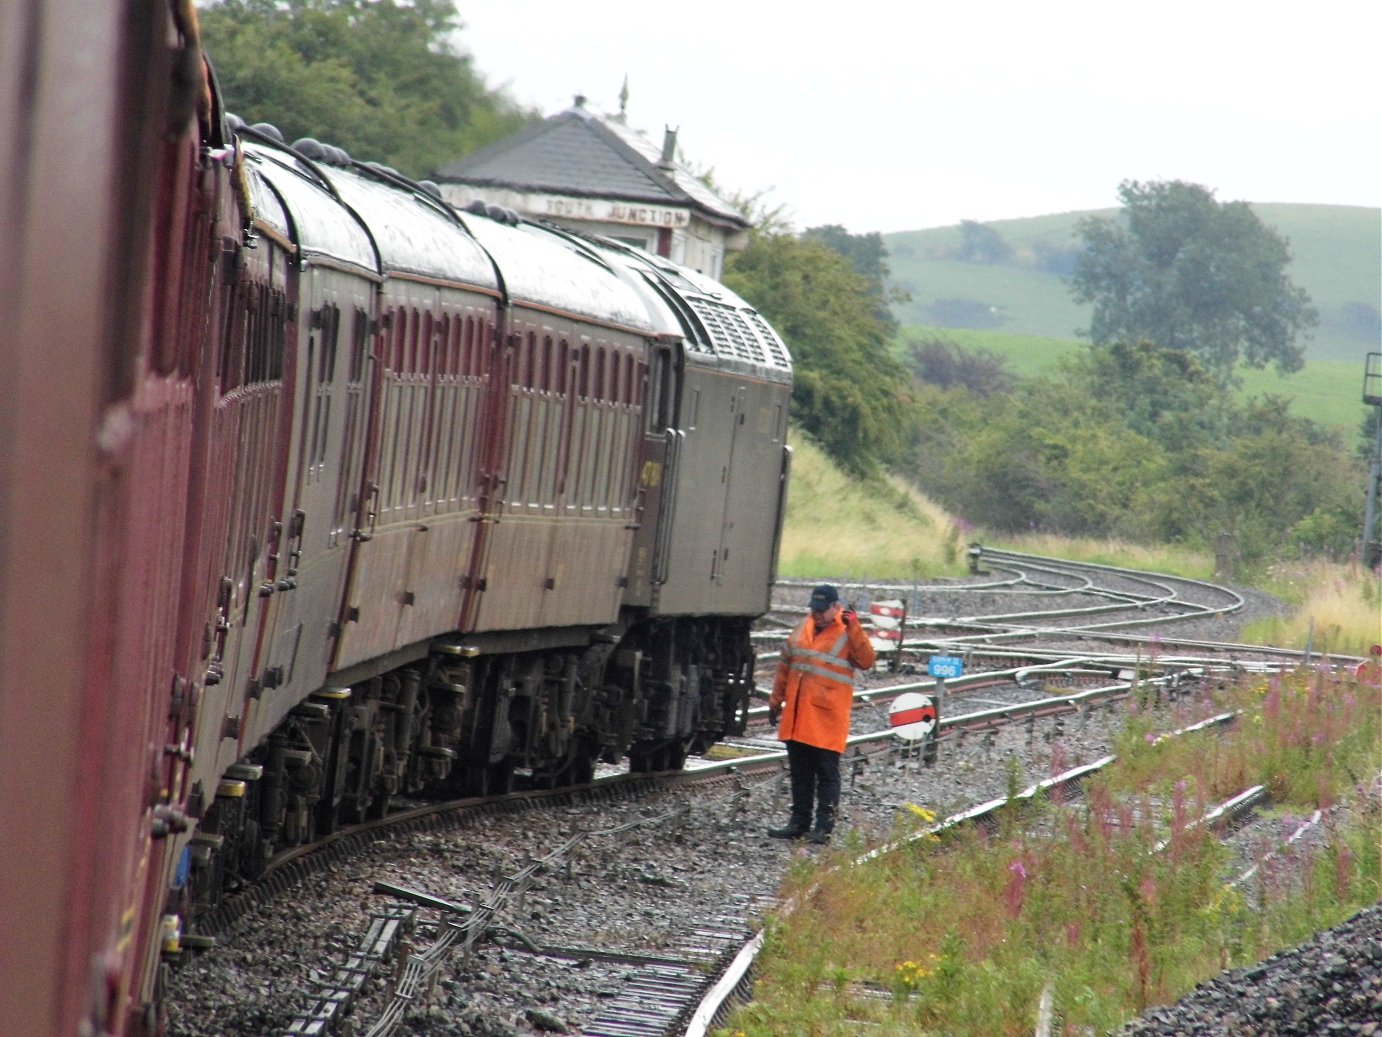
[770,613,876,752]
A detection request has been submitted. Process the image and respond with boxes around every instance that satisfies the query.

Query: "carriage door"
[262,280,371,699]
[625,342,673,606]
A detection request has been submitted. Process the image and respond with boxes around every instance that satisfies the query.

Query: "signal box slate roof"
[436,103,749,231]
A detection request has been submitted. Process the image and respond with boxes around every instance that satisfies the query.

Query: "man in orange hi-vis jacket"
[767,584,876,844]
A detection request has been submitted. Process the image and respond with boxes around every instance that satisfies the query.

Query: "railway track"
[164,555,1346,1037]
[772,546,1263,644]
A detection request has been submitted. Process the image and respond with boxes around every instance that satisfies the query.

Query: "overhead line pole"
[1363,352,1382,570]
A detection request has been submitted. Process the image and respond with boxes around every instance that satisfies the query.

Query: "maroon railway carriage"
[0,2,229,1034]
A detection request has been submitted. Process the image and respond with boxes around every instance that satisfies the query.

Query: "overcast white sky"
[455,1,1380,234]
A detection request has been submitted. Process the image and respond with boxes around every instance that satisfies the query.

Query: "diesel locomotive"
[0,3,791,1033]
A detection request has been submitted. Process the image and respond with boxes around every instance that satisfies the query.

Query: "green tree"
[956,220,1014,264]
[1180,398,1358,562]
[939,368,1170,539]
[724,234,912,477]
[1071,180,1317,381]
[197,0,532,178]
[1081,340,1226,453]
[908,346,1363,562]
[804,224,906,337]
[904,335,1015,397]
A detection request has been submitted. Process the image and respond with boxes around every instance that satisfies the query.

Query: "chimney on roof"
[658,126,678,170]
[574,94,587,109]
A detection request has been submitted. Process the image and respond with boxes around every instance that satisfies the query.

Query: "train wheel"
[569,747,596,785]
[489,760,514,795]
[533,737,598,788]
[664,738,688,771]
[238,818,265,881]
[365,791,390,821]
[628,739,688,773]
[465,760,513,797]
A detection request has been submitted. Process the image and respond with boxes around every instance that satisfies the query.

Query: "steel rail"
[760,551,1251,661]
[978,547,1246,613]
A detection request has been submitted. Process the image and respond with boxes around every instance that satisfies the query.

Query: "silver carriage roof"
[240,134,498,291]
[549,232,793,384]
[240,140,378,273]
[456,208,656,334]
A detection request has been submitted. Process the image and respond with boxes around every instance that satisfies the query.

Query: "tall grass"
[987,531,1215,581]
[1241,560,1382,656]
[777,435,963,579]
[778,435,1216,582]
[721,670,1381,1036]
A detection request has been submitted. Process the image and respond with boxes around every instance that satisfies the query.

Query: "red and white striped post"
[868,599,907,672]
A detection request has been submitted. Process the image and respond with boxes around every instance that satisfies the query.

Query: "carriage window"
[646,347,671,432]
[420,312,433,375]
[389,309,405,371]
[218,289,243,391]
[348,304,368,382]
[229,283,286,388]
[309,301,340,478]
[435,314,450,374]
[316,303,339,383]
[408,308,421,372]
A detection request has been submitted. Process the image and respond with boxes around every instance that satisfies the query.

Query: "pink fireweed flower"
[1002,858,1028,917]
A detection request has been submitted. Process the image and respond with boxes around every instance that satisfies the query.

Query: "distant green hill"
[885,204,1381,364]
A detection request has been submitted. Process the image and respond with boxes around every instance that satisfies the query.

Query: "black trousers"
[785,740,842,834]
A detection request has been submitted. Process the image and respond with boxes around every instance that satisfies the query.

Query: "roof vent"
[658,126,678,170]
[291,137,326,162]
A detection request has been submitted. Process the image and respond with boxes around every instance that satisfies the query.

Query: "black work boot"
[811,801,836,844]
[768,817,808,839]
